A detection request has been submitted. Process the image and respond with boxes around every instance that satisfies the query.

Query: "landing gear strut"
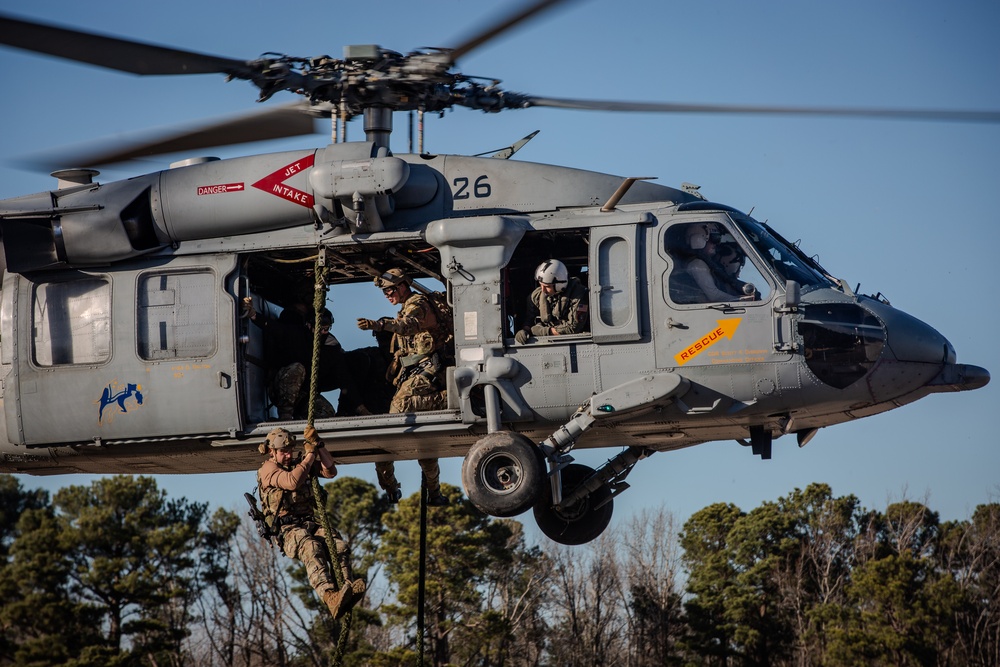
[534,445,651,545]
[533,463,613,545]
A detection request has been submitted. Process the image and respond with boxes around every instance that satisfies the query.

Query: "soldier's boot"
[333,541,367,607]
[322,585,355,620]
[342,579,366,615]
[420,460,449,506]
[427,490,450,506]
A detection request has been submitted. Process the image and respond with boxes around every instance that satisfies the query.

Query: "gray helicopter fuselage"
[0,142,988,474]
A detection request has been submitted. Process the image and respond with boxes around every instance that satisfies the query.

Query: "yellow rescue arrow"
[674,318,743,366]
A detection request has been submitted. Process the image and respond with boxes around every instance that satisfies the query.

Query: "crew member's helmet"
[258,427,296,454]
[686,224,721,251]
[534,259,569,292]
[374,268,409,290]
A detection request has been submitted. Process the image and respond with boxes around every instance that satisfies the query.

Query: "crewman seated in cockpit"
[715,241,756,299]
[669,224,746,304]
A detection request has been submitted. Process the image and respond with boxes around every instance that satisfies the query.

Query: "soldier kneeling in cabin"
[257,426,366,619]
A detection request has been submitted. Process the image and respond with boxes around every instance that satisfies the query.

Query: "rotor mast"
[363,107,393,152]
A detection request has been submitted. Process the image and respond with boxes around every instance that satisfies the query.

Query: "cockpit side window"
[665,222,770,305]
[732,217,836,289]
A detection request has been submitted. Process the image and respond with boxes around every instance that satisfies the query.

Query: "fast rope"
[306,249,352,663]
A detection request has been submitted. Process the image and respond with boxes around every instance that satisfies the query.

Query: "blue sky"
[1,0,998,537]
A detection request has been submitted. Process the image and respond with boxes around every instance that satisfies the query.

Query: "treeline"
[1,474,998,667]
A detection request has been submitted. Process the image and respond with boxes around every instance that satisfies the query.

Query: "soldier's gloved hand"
[357,318,383,331]
[241,297,256,320]
[303,425,324,450]
[530,323,551,337]
[515,329,531,345]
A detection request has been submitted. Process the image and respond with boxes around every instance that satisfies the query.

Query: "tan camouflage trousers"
[269,362,337,420]
[389,372,446,414]
[279,520,351,597]
[377,372,445,497]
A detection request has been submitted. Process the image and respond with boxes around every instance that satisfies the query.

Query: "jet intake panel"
[158,151,317,240]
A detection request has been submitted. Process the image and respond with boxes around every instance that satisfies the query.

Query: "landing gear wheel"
[462,431,546,517]
[533,463,613,545]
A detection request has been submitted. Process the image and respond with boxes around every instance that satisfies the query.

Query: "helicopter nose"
[880,305,954,365]
[858,298,990,400]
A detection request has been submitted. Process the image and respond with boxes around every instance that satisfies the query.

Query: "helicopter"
[0,0,993,545]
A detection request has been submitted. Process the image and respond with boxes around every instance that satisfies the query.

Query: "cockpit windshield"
[732,217,836,290]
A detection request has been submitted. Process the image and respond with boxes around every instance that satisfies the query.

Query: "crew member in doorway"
[515,259,589,344]
[244,299,337,421]
[357,269,450,506]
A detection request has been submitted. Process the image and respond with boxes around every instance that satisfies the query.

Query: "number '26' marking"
[453,175,492,200]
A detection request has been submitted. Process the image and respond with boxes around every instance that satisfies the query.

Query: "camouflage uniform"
[257,430,362,616]
[525,276,589,335]
[383,291,447,412]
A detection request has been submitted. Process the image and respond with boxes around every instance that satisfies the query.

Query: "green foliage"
[2,473,997,667]
[376,483,548,666]
[0,474,222,666]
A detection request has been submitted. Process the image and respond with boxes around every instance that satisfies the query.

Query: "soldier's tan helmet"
[258,427,296,454]
[374,268,409,289]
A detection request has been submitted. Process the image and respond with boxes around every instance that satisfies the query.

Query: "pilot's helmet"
[687,225,710,250]
[258,427,296,454]
[686,224,721,251]
[534,259,569,292]
[374,268,409,290]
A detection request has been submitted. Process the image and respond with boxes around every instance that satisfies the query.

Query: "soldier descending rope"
[255,425,367,619]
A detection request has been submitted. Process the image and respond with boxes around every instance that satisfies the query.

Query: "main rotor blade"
[21,103,321,170]
[524,96,1000,123]
[447,0,578,63]
[0,13,251,76]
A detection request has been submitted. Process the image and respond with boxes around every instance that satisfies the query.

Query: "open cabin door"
[6,254,241,446]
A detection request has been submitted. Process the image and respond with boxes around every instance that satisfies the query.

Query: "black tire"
[462,432,546,517]
[533,463,613,545]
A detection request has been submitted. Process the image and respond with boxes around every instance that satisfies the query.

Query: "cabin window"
[137,270,217,360]
[596,236,632,327]
[32,278,111,366]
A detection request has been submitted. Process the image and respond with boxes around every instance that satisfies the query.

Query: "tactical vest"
[258,461,316,527]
